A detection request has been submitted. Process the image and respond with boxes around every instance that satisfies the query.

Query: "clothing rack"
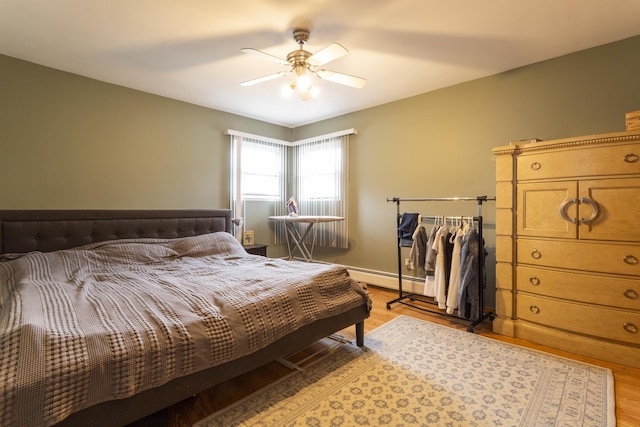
[386,196,496,332]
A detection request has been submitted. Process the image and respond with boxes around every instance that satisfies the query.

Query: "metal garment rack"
[386,196,496,332]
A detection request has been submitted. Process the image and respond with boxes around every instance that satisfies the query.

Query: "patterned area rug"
[195,315,615,427]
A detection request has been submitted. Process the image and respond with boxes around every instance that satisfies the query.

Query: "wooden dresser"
[493,130,640,367]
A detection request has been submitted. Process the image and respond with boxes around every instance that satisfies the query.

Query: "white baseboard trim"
[347,269,397,290]
[346,267,426,294]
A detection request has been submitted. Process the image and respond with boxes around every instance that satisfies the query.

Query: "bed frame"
[0,210,368,427]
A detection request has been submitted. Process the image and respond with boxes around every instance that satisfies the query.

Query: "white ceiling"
[2,1,640,128]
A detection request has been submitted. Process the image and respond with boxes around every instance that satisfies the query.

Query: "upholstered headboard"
[0,210,232,254]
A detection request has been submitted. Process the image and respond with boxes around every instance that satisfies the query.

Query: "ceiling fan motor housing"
[289,28,313,71]
[292,28,310,46]
[287,49,312,68]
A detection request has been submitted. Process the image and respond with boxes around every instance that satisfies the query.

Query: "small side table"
[244,243,268,257]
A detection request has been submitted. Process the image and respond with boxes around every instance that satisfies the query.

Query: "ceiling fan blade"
[240,48,289,66]
[240,71,289,86]
[316,69,367,88]
[307,43,348,66]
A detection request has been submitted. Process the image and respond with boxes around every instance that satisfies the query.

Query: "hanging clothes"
[443,223,455,296]
[446,223,466,314]
[409,222,428,270]
[423,220,440,297]
[432,223,450,309]
[398,213,419,247]
[424,219,439,274]
[457,228,487,321]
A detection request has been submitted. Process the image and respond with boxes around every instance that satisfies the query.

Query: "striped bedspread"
[0,232,370,427]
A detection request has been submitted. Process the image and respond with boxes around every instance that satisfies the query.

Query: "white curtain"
[229,135,243,241]
[291,134,349,249]
[230,134,288,242]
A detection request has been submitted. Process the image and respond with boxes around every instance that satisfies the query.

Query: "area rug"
[195,315,615,427]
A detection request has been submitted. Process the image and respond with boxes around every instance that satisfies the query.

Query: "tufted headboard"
[0,210,232,254]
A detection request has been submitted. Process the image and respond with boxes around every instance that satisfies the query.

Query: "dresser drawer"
[517,238,640,276]
[517,143,640,181]
[517,266,640,309]
[517,293,640,345]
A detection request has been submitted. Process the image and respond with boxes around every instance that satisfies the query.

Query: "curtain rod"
[417,215,481,220]
[290,128,357,146]
[225,128,357,147]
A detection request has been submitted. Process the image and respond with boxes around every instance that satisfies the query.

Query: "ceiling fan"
[240,28,366,99]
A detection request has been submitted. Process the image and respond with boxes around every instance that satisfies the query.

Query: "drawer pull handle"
[530,162,542,170]
[623,323,638,334]
[531,249,542,260]
[623,255,638,265]
[624,153,639,163]
[529,305,540,314]
[559,198,578,224]
[578,197,599,224]
[623,289,638,299]
[529,276,540,286]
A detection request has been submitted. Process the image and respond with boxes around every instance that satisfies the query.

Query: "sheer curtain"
[229,133,288,242]
[291,134,350,249]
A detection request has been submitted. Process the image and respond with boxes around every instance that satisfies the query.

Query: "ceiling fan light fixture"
[294,66,312,90]
[309,85,320,98]
[281,82,295,97]
[280,80,319,101]
[300,90,312,101]
[297,84,319,101]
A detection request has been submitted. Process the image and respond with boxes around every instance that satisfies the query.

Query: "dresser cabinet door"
[578,177,640,242]
[518,177,640,242]
[517,181,578,238]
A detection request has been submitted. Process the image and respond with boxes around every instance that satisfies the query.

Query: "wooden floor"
[129,285,640,427]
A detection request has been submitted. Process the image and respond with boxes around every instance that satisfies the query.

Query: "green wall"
[2,35,640,307]
[0,54,289,209]
[294,35,640,304]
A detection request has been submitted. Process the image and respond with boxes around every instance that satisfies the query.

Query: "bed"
[0,210,371,427]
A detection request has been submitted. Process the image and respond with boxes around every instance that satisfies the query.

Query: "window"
[229,134,287,237]
[228,129,353,249]
[240,140,283,199]
[297,141,342,200]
